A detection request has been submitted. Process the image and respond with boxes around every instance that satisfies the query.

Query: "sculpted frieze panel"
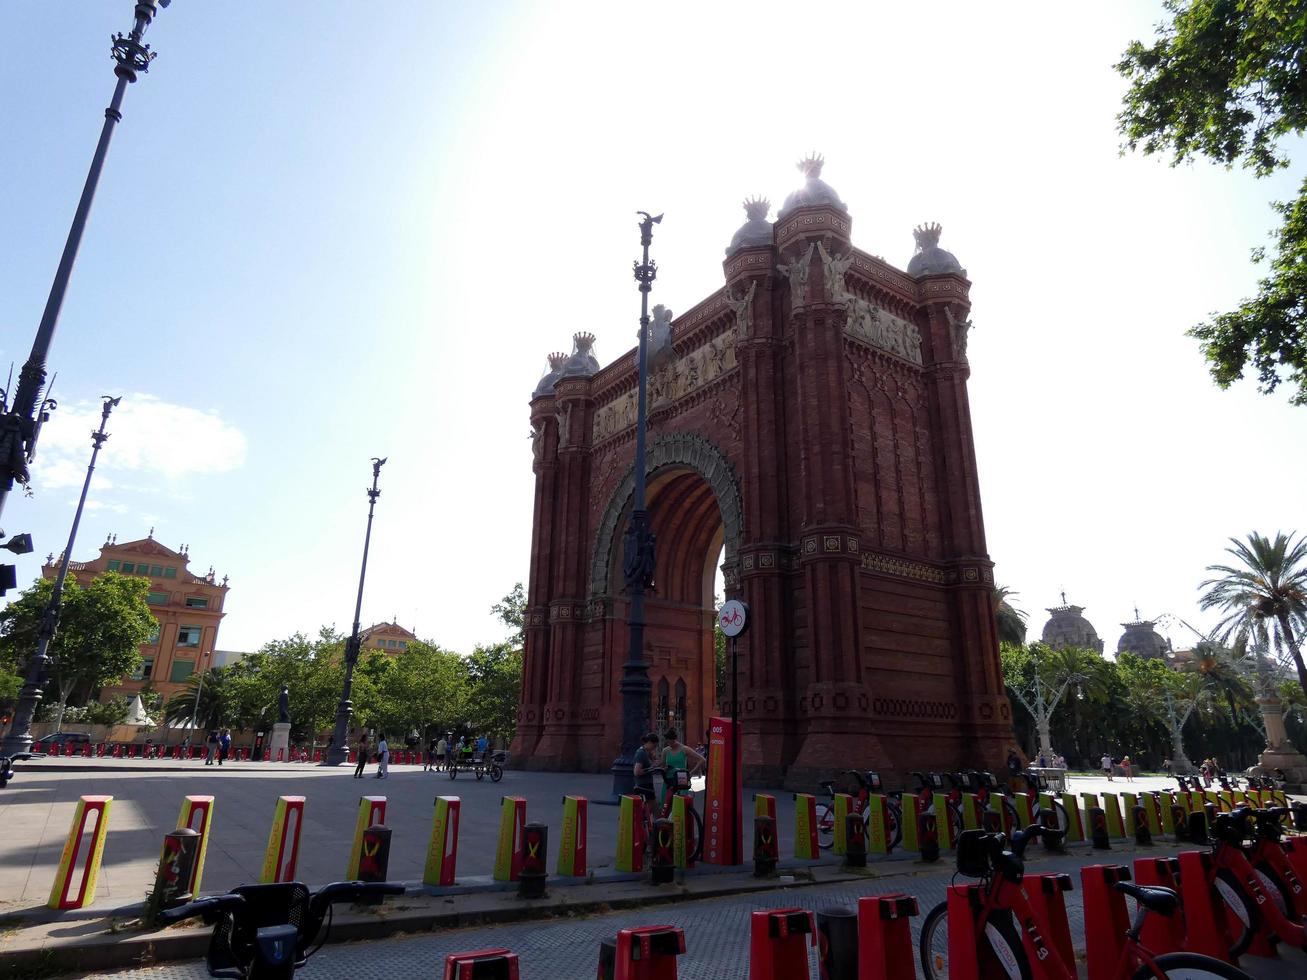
[591,328,738,443]
[844,296,923,366]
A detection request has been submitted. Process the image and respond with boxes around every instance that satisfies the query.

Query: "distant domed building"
[1040,593,1104,653]
[1116,608,1171,660]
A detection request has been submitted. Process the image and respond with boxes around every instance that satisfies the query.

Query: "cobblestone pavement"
[90,846,1307,979]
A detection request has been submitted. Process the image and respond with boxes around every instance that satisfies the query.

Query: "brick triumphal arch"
[514,158,1013,787]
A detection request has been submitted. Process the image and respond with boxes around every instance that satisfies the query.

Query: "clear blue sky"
[3,2,1304,659]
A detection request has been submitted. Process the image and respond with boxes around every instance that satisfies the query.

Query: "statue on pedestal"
[277,684,291,725]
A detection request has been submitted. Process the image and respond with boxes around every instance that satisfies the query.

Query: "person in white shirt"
[375,733,390,779]
[1101,753,1114,781]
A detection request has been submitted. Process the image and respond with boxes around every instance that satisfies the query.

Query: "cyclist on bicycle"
[633,732,660,807]
[659,729,706,811]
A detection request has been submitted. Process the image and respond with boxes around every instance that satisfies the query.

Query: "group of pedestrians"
[1100,752,1134,781]
[421,733,489,772]
[353,731,390,779]
[204,729,233,766]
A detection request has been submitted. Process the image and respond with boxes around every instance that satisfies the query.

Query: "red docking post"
[856,894,919,980]
[749,908,815,980]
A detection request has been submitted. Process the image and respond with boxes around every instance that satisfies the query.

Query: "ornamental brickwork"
[514,159,1014,788]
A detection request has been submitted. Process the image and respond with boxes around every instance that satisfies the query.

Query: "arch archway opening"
[608,466,726,749]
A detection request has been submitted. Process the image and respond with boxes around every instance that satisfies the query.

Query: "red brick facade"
[514,186,1014,788]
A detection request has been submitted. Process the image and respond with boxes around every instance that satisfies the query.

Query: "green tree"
[1198,531,1307,699]
[0,571,154,729]
[221,628,347,739]
[993,584,1028,646]
[1117,1,1307,403]
[363,640,468,739]
[163,667,229,731]
[491,583,526,647]
[465,642,520,741]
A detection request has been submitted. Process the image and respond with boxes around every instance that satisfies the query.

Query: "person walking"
[353,733,369,778]
[1101,752,1114,781]
[375,732,390,779]
[1121,754,1134,782]
[436,735,447,772]
[205,730,217,766]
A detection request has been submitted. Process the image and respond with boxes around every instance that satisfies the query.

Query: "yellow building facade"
[43,533,230,702]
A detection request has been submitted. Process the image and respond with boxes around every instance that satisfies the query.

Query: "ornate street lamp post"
[2,397,121,756]
[609,211,662,797]
[0,1,169,526]
[324,457,387,766]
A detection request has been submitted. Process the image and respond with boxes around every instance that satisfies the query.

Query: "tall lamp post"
[609,211,662,797]
[0,1,169,526]
[324,457,387,766]
[2,397,121,756]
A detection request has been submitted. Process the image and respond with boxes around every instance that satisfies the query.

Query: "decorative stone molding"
[860,551,953,584]
[844,298,923,365]
[872,697,958,720]
[589,433,744,597]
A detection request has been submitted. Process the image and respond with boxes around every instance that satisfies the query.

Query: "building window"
[163,567,177,579]
[107,560,120,571]
[169,660,194,683]
[178,625,202,647]
[151,564,163,576]
[147,591,170,605]
[122,562,135,573]
[185,596,209,609]
[399,641,407,650]
[131,659,155,681]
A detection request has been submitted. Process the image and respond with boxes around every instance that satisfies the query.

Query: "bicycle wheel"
[448,765,457,780]
[475,767,484,781]
[884,799,903,851]
[816,803,835,850]
[1253,861,1296,920]
[1212,868,1258,958]
[688,803,705,863]
[1131,951,1254,980]
[919,903,1034,980]
[490,764,504,783]
[1050,799,1070,833]
[920,902,950,980]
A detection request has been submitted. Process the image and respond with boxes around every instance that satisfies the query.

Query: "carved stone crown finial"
[913,222,943,250]
[547,351,568,370]
[798,152,825,178]
[572,332,596,355]
[743,197,770,221]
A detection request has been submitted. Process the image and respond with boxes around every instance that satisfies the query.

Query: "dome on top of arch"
[777,153,847,220]
[1040,597,1104,654]
[725,197,774,256]
[1117,614,1171,661]
[532,351,569,397]
[558,332,599,378]
[907,222,966,278]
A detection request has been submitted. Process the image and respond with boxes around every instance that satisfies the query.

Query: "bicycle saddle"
[1115,882,1180,917]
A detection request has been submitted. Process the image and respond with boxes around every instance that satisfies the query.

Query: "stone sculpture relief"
[591,328,739,443]
[555,403,572,449]
[530,420,544,462]
[816,241,854,302]
[724,280,757,338]
[944,306,973,362]
[844,297,924,365]
[777,242,815,306]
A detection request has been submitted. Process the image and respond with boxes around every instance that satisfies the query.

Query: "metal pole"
[2,397,121,756]
[188,668,205,731]
[731,632,740,865]
[609,211,662,798]
[0,1,165,523]
[324,457,387,766]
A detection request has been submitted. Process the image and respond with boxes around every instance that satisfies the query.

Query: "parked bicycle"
[919,825,1253,980]
[815,770,901,851]
[156,879,405,979]
[446,749,505,782]
[637,765,704,863]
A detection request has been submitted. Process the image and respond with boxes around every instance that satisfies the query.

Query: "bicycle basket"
[955,830,993,877]
[672,769,691,791]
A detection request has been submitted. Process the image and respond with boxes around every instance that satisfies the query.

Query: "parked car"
[39,732,92,753]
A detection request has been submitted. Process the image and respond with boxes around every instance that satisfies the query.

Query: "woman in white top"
[375,733,390,779]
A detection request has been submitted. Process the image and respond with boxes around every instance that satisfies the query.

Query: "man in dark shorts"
[633,732,660,807]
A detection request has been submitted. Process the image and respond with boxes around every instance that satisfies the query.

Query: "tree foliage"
[1117,1,1307,403]
[0,572,154,728]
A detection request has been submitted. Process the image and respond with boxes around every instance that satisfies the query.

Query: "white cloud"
[34,394,246,489]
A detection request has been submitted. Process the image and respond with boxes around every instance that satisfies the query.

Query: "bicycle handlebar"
[154,894,245,926]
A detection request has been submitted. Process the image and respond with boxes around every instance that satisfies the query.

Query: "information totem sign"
[703,715,741,866]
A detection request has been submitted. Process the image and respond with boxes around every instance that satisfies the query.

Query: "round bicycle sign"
[718,599,749,637]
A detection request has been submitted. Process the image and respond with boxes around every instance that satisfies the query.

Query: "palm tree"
[1196,641,1257,767]
[163,668,227,731]
[1199,532,1307,700]
[993,584,1028,646]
